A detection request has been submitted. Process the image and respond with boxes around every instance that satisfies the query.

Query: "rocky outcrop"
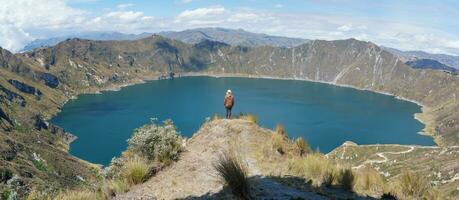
[8,80,42,98]
[0,85,26,107]
[35,72,59,88]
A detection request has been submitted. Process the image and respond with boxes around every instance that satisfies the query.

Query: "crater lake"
[51,76,435,165]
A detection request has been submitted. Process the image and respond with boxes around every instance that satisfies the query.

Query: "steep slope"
[0,48,100,198]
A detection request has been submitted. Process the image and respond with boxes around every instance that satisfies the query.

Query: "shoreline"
[180,72,436,141]
[51,71,440,165]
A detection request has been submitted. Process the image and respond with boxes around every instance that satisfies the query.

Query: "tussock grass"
[271,133,285,154]
[294,137,310,156]
[213,151,251,200]
[122,157,149,185]
[103,179,130,197]
[238,113,258,124]
[274,124,288,138]
[354,166,385,197]
[54,190,99,200]
[393,170,435,199]
[211,113,222,121]
[337,168,355,191]
[288,152,336,187]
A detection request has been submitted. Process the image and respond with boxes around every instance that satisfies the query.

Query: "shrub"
[393,170,432,199]
[103,178,130,197]
[55,190,98,200]
[122,157,149,185]
[238,113,258,124]
[354,166,385,196]
[337,168,355,191]
[213,151,251,200]
[295,137,310,156]
[127,119,183,162]
[274,124,288,138]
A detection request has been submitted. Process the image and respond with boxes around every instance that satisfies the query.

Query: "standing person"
[224,90,235,119]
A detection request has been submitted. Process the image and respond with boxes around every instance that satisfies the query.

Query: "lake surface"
[51,76,434,165]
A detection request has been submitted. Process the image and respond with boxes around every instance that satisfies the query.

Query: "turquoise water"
[51,76,434,165]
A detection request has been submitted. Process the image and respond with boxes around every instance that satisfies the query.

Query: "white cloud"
[275,4,283,8]
[0,24,32,51]
[1,1,459,56]
[337,25,352,31]
[117,4,134,9]
[181,0,194,4]
[175,6,225,23]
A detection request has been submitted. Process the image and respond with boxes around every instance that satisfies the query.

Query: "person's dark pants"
[226,107,232,119]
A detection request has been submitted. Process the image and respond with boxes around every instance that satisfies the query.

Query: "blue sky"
[1,0,458,55]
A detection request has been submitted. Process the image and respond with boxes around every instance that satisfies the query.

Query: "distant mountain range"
[405,58,458,74]
[21,32,153,51]
[21,28,308,52]
[22,28,459,74]
[382,46,459,70]
[158,27,308,47]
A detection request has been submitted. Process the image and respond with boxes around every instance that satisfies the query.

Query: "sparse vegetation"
[294,137,310,156]
[238,113,258,124]
[213,151,251,200]
[54,190,99,200]
[337,168,355,191]
[103,179,129,197]
[271,133,285,154]
[275,124,288,138]
[288,152,337,187]
[392,170,435,200]
[32,160,46,171]
[354,166,385,197]
[122,157,149,185]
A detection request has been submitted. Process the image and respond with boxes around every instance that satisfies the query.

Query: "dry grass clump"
[354,166,385,197]
[213,151,251,200]
[274,124,288,138]
[122,157,149,185]
[288,152,337,187]
[271,133,285,154]
[337,168,355,191]
[392,170,438,200]
[103,179,129,197]
[294,137,310,156]
[54,190,100,200]
[238,113,258,124]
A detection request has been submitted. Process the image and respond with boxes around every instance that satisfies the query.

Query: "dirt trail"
[352,146,415,169]
[114,119,331,200]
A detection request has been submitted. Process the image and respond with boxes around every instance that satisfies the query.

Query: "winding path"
[352,146,415,170]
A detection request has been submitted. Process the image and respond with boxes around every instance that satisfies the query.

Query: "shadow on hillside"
[179,175,382,200]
